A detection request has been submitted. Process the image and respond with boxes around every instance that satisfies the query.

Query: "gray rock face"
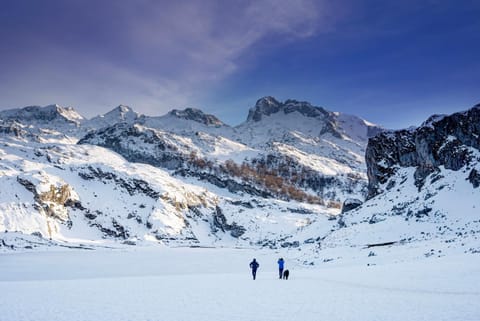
[341,198,363,213]
[78,166,161,199]
[245,96,384,142]
[212,206,246,238]
[168,108,225,127]
[0,121,29,138]
[366,105,480,198]
[246,96,282,122]
[175,169,272,198]
[91,220,129,239]
[247,97,328,120]
[246,96,345,138]
[78,123,186,170]
[468,168,480,188]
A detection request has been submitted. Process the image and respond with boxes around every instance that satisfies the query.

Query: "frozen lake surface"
[1,247,479,321]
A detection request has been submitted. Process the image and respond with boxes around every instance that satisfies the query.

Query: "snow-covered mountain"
[0,104,85,143]
[79,97,381,205]
[2,98,478,259]
[309,104,480,261]
[3,97,370,249]
[86,105,141,129]
[232,97,382,201]
[0,104,84,125]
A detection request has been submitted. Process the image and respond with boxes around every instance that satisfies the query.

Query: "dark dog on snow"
[283,269,289,280]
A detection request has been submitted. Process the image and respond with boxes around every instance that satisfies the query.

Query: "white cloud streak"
[0,0,337,117]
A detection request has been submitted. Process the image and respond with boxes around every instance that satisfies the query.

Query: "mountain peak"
[421,114,447,127]
[168,108,224,127]
[100,105,140,123]
[116,104,133,113]
[107,104,136,116]
[0,104,84,124]
[283,99,329,118]
[247,96,329,122]
[256,96,281,108]
[247,96,282,122]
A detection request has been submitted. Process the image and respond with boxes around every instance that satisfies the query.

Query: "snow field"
[1,247,479,321]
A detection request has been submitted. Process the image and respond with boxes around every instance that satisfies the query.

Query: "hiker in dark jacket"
[249,258,259,280]
[277,258,285,279]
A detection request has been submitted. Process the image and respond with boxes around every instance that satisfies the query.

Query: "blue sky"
[0,0,478,128]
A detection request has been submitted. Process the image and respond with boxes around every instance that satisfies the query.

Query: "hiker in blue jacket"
[277,258,285,279]
[249,258,259,280]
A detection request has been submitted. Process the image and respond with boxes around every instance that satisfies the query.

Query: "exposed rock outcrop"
[78,166,161,199]
[78,123,186,170]
[0,121,29,138]
[247,97,330,122]
[341,198,363,213]
[212,206,246,238]
[16,176,77,223]
[468,168,480,188]
[168,108,225,127]
[366,105,480,198]
[246,97,342,138]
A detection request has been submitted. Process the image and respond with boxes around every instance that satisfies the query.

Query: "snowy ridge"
[2,97,356,249]
[167,108,225,127]
[304,104,480,265]
[77,97,378,203]
[2,98,479,265]
[0,104,86,144]
[86,105,141,129]
[0,104,84,124]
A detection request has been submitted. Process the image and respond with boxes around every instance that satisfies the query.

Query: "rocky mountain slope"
[307,104,480,263]
[2,97,375,249]
[366,104,480,197]
[80,96,381,204]
[3,98,478,260]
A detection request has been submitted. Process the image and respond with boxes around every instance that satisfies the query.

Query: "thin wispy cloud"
[0,0,334,117]
[1,0,478,128]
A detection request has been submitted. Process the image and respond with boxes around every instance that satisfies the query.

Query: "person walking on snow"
[277,258,285,279]
[249,258,259,280]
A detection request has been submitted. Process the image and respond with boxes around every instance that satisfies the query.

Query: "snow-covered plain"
[1,246,479,321]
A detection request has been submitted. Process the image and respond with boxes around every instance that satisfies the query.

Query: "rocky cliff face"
[315,104,480,258]
[168,108,225,127]
[247,96,332,121]
[366,104,480,198]
[246,97,341,138]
